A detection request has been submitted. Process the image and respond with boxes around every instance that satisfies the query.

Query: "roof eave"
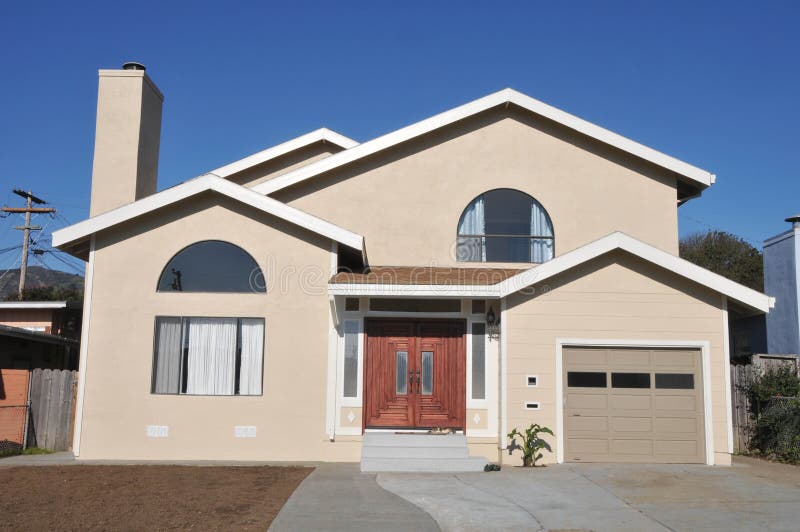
[210,128,359,179]
[52,174,365,255]
[254,88,715,196]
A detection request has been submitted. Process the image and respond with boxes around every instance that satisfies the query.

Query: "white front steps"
[360,432,488,472]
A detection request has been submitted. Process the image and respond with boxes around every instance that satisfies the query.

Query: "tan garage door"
[563,346,705,463]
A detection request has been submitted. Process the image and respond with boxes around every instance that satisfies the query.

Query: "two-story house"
[53,63,772,469]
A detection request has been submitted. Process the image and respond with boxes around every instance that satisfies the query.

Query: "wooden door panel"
[364,321,414,428]
[364,319,465,431]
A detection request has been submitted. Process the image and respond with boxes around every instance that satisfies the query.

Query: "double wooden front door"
[364,319,466,430]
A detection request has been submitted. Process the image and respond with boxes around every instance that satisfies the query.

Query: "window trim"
[150,315,265,397]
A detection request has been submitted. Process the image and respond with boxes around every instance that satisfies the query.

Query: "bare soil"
[0,465,312,531]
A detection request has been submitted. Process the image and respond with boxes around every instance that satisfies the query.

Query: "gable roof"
[254,88,716,196]
[329,232,773,313]
[210,128,358,179]
[52,174,365,258]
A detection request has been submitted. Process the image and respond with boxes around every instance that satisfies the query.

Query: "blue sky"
[0,1,798,274]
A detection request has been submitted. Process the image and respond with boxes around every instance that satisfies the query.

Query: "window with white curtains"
[152,317,264,396]
[456,189,554,263]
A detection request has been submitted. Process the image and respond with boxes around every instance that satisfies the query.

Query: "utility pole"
[1,189,55,300]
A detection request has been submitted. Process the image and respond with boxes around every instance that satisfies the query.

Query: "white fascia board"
[52,174,364,252]
[497,232,773,313]
[329,232,772,311]
[254,88,714,195]
[328,283,500,298]
[0,301,67,309]
[211,128,359,178]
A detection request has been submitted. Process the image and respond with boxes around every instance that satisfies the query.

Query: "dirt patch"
[0,465,312,531]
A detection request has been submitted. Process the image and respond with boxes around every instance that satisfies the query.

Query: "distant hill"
[0,266,84,300]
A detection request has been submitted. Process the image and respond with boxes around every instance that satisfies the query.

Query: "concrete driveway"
[377,456,800,531]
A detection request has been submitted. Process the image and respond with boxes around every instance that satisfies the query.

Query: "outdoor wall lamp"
[486,306,500,339]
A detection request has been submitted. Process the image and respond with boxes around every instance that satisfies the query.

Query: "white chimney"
[89,62,163,216]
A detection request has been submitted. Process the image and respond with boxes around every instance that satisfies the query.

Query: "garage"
[563,346,706,463]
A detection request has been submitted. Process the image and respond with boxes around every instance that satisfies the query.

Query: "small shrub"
[750,397,800,464]
[0,440,23,457]
[507,423,554,467]
[741,365,800,415]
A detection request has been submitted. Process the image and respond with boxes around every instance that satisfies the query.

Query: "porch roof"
[330,266,525,286]
[328,233,775,313]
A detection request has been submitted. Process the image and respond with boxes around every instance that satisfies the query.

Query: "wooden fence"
[27,369,78,451]
[731,354,799,452]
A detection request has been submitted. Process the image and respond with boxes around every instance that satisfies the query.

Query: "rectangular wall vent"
[525,402,540,410]
[234,426,257,438]
[146,425,169,438]
[526,375,538,387]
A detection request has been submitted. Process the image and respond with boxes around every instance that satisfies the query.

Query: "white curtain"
[239,319,264,395]
[530,202,554,263]
[186,318,237,395]
[154,317,182,394]
[458,196,486,261]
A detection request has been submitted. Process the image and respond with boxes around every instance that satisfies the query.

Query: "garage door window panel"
[611,373,650,388]
[567,372,607,387]
[655,373,694,389]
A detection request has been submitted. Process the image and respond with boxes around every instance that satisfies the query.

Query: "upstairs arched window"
[457,189,554,263]
[157,240,265,293]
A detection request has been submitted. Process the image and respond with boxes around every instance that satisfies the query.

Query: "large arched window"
[457,189,554,263]
[157,240,265,293]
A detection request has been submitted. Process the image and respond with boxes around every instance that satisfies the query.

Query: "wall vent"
[146,425,169,438]
[234,425,257,438]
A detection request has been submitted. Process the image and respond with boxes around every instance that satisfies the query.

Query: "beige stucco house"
[53,63,773,469]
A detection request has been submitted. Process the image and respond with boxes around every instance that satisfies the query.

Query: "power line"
[1,189,56,300]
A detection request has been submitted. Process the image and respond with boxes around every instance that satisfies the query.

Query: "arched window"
[457,189,554,263]
[157,240,265,293]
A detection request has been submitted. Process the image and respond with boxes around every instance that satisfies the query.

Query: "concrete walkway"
[0,452,75,467]
[377,456,800,531]
[269,463,438,531]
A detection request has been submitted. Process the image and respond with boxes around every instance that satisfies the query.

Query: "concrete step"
[361,445,470,459]
[360,432,488,472]
[363,433,467,448]
[361,456,488,473]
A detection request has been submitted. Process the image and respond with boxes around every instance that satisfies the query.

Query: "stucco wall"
[90,70,162,216]
[504,251,729,465]
[78,193,350,460]
[764,230,800,354]
[273,107,681,267]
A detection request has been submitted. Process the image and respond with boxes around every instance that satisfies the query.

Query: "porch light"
[486,307,497,326]
[486,306,500,340]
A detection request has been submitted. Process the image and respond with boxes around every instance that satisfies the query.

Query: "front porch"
[326,266,513,468]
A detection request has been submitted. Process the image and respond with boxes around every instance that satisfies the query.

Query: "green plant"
[741,365,800,415]
[507,423,554,467]
[750,397,800,464]
[22,447,55,455]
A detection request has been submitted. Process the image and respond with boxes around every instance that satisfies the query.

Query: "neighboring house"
[0,301,81,370]
[763,216,800,355]
[52,63,773,467]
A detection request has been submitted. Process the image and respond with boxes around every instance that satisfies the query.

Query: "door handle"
[409,371,415,394]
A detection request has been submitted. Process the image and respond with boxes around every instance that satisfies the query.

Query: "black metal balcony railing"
[456,234,554,263]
